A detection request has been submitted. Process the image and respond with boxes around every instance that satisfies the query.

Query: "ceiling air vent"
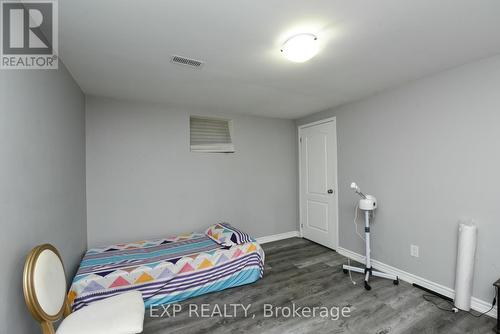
[171,55,204,68]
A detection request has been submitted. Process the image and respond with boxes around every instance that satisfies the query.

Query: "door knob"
[327,189,334,194]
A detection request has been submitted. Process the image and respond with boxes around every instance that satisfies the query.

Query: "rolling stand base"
[343,265,399,290]
[342,206,399,290]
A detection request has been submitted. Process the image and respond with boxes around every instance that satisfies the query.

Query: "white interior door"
[299,119,338,249]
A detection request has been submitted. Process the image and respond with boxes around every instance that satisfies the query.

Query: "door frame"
[298,117,339,250]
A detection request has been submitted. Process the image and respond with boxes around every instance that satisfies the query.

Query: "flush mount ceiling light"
[281,33,319,63]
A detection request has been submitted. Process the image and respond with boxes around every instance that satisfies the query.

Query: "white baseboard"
[337,246,497,318]
[256,231,300,244]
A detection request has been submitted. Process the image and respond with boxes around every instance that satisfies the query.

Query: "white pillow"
[205,222,254,247]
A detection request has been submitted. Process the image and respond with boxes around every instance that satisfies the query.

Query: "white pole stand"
[342,210,399,290]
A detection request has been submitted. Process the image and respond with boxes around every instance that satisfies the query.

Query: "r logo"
[1,0,58,69]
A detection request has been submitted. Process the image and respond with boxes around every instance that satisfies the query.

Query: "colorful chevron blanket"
[69,232,265,311]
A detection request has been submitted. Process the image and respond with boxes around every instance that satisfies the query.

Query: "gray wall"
[297,55,500,302]
[0,65,87,333]
[86,96,298,247]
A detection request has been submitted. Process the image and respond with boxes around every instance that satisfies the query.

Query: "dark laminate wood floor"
[144,238,495,334]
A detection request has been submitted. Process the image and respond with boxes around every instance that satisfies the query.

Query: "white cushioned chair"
[23,244,145,334]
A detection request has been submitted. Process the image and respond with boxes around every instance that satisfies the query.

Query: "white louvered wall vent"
[171,55,205,68]
[190,116,235,153]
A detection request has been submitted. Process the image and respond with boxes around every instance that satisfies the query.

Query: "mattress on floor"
[68,232,265,311]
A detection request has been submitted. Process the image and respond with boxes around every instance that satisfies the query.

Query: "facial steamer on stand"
[342,183,399,290]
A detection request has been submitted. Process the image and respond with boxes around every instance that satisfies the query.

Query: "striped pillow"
[205,223,254,246]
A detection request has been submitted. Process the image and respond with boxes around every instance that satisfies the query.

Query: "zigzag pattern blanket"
[69,232,265,310]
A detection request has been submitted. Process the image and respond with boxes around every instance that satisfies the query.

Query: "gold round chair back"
[23,244,69,332]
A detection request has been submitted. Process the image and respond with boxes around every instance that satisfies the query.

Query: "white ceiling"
[60,0,500,119]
